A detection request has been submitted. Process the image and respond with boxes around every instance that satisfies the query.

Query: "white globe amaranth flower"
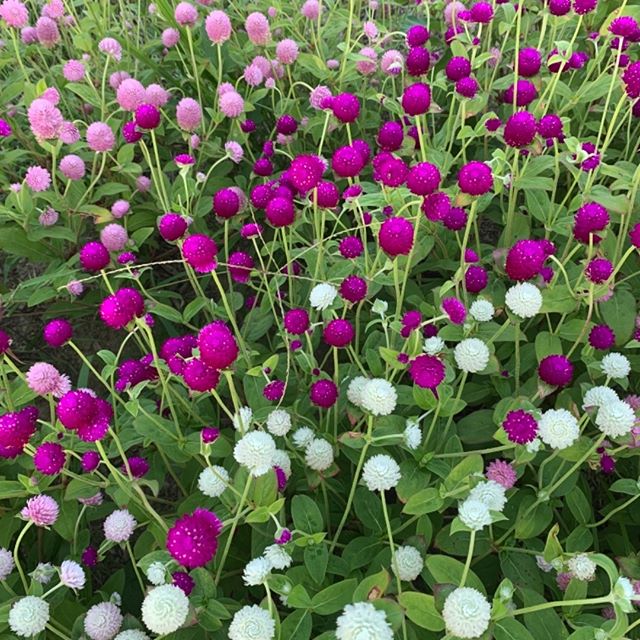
[423,335,445,355]
[0,547,14,580]
[336,602,393,640]
[309,282,338,310]
[613,576,637,611]
[582,385,619,410]
[362,454,401,492]
[392,545,424,582]
[535,555,554,572]
[234,431,276,477]
[264,544,292,570]
[567,554,596,581]
[538,408,579,450]
[468,480,507,512]
[141,585,189,635]
[272,449,292,477]
[233,406,253,432]
[305,438,334,471]
[60,559,86,590]
[9,596,50,638]
[114,631,150,640]
[595,400,635,438]
[442,587,491,639]
[31,562,54,584]
[266,409,292,436]
[198,465,229,498]
[84,601,123,640]
[347,376,369,407]
[228,605,275,640]
[360,378,397,416]
[146,561,167,586]
[454,338,490,373]
[601,353,631,379]
[458,498,492,531]
[103,509,136,543]
[243,557,272,586]
[371,299,389,317]
[505,282,543,318]
[469,299,495,322]
[404,420,422,450]
[526,438,542,453]
[292,426,315,449]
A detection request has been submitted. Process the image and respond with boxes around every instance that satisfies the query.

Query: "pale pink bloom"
[175,1,197,26]
[161,27,179,47]
[205,9,231,43]
[28,98,63,139]
[363,20,378,40]
[86,122,115,152]
[176,97,202,131]
[99,37,122,61]
[301,0,320,19]
[42,0,64,19]
[40,87,60,105]
[276,38,298,64]
[38,207,58,226]
[58,153,85,181]
[356,46,377,74]
[0,0,28,28]
[35,15,59,46]
[21,495,59,527]
[25,166,51,191]
[59,121,80,144]
[20,25,36,43]
[225,140,243,163]
[63,59,85,82]
[381,49,404,75]
[145,83,170,107]
[26,362,71,397]
[109,70,130,90]
[245,11,270,45]
[310,85,331,109]
[100,224,128,252]
[444,0,466,26]
[243,63,263,86]
[219,91,244,118]
[136,175,151,192]
[116,78,147,111]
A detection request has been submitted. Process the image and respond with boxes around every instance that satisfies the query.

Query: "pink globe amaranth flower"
[245,11,270,45]
[409,354,445,389]
[0,0,28,28]
[380,49,404,75]
[310,379,338,408]
[332,145,365,178]
[518,47,541,76]
[505,239,546,281]
[504,111,537,147]
[465,265,488,293]
[445,57,471,81]
[422,192,451,221]
[33,442,66,475]
[456,76,479,98]
[167,508,223,568]
[339,236,364,259]
[115,355,157,392]
[610,16,639,37]
[589,324,615,350]
[289,154,324,193]
[228,252,254,284]
[315,181,340,208]
[585,258,613,284]
[175,1,198,26]
[99,288,144,330]
[219,91,244,118]
[79,241,110,271]
[502,409,538,444]
[406,162,441,196]
[21,495,59,526]
[42,0,63,19]
[538,354,573,387]
[339,275,368,304]
[377,121,404,151]
[176,97,202,131]
[161,335,196,374]
[59,121,80,145]
[134,103,160,129]
[356,46,377,75]
[0,406,38,458]
[182,359,221,392]
[211,187,240,219]
[104,509,136,543]
[573,0,597,14]
[253,157,273,176]
[623,61,640,98]
[486,459,517,489]
[402,82,431,116]
[444,0,465,25]
[25,165,51,192]
[442,206,468,231]
[111,199,130,219]
[100,224,128,252]
[406,24,429,47]
[469,1,493,22]
[26,362,70,397]
[20,24,36,43]
[323,319,355,348]
[59,154,85,180]
[172,571,195,596]
[38,206,58,227]
[310,85,332,110]
[35,15,59,47]
[205,9,232,43]
[43,318,72,347]
[573,202,609,244]
[57,390,112,442]
[162,26,180,47]
[86,122,115,152]
[63,59,85,82]
[379,216,414,257]
[331,92,360,123]
[442,297,467,324]
[198,321,238,370]
[375,156,408,187]
[276,38,299,64]
[99,36,121,60]
[109,70,130,90]
[116,78,146,111]
[146,83,170,107]
[406,46,430,76]
[250,184,273,209]
[182,234,218,272]
[284,309,309,334]
[504,80,537,107]
[301,0,320,19]
[241,222,263,239]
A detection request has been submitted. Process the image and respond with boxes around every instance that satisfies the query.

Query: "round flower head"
[243,557,271,586]
[589,324,615,350]
[116,78,146,112]
[219,91,244,118]
[265,196,295,227]
[0,0,28,28]
[104,509,136,542]
[442,297,467,324]
[468,480,507,512]
[310,379,338,408]
[158,213,188,241]
[393,545,423,581]
[538,354,573,387]
[502,409,538,444]
[245,11,270,45]
[309,283,337,310]
[100,224,128,252]
[574,202,609,244]
[505,239,545,281]
[486,459,517,489]
[454,338,489,373]
[305,437,334,471]
[27,362,71,397]
[518,47,542,77]
[205,9,231,43]
[323,319,355,348]
[59,559,86,590]
[347,376,369,408]
[408,354,445,390]
[505,282,543,318]
[264,543,292,570]
[9,597,50,638]
[198,321,238,369]
[86,122,115,152]
[402,82,431,116]
[21,494,59,527]
[568,554,597,581]
[406,46,430,76]
[595,401,635,438]
[182,234,218,272]
[59,154,86,180]
[33,442,66,475]
[166,508,222,568]
[84,602,123,640]
[584,258,613,284]
[331,92,360,123]
[379,216,414,256]
[175,1,197,26]
[176,97,202,131]
[538,408,579,449]
[28,98,63,140]
[583,385,619,410]
[423,336,445,355]
[362,454,401,491]
[458,498,492,531]
[198,465,229,498]
[469,299,494,322]
[336,602,393,640]
[601,353,631,379]
[360,378,397,415]
[623,61,640,99]
[234,431,276,477]
[292,426,315,450]
[35,15,59,47]
[0,406,38,458]
[381,49,404,75]
[442,587,491,638]
[25,166,51,192]
[504,111,536,147]
[141,585,189,635]
[458,161,493,196]
[229,605,275,640]
[504,80,537,107]
[182,358,220,392]
[0,547,14,580]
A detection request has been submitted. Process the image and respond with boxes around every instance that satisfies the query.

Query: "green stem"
[460,529,476,587]
[13,521,33,592]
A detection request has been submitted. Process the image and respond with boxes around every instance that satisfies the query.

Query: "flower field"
[0,0,640,637]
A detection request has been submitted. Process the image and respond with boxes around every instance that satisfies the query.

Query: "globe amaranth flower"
[292,426,315,449]
[505,282,543,318]
[469,299,494,322]
[408,354,445,390]
[362,454,401,491]
[242,557,271,586]
[573,202,609,244]
[146,561,167,586]
[454,338,490,373]
[60,559,86,590]
[336,602,393,640]
[234,431,276,476]
[305,437,334,471]
[583,385,619,410]
[595,401,635,438]
[114,632,150,640]
[458,498,491,531]
[505,239,546,281]
[263,544,292,570]
[423,336,445,355]
[197,465,229,498]
[392,545,424,582]
[198,320,238,370]
[601,352,631,379]
[57,389,113,441]
[442,587,491,639]
[589,324,615,350]
[104,509,136,542]
[518,47,542,76]
[567,554,596,581]
[21,494,59,527]
[360,379,397,415]
[401,82,431,116]
[468,480,507,512]
[205,9,231,43]
[502,409,538,444]
[309,283,338,310]
[378,216,414,256]
[26,362,71,397]
[442,297,467,324]
[182,233,218,273]
[266,409,292,436]
[166,508,222,568]
[309,379,339,408]
[9,596,50,638]
[229,605,275,640]
[486,459,517,489]
[504,111,536,147]
[538,408,579,449]
[141,585,189,635]
[84,602,123,640]
[33,442,66,475]
[538,354,573,387]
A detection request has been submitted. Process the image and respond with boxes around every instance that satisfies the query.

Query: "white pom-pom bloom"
[141,585,189,635]
[264,544,292,570]
[403,420,421,450]
[538,409,579,450]
[442,587,491,639]
[243,557,272,586]
[468,480,507,512]
[536,555,554,572]
[0,547,14,580]
[458,498,492,531]
[234,431,276,477]
[505,282,543,319]
[103,509,136,543]
[60,559,86,590]
[362,454,401,492]
[567,554,596,581]
[233,406,253,432]
[469,299,494,322]
[266,409,292,436]
[198,465,229,498]
[146,561,167,586]
[601,353,631,379]
[582,385,618,410]
[336,602,393,640]
[454,338,490,373]
[305,438,334,471]
[595,401,635,438]
[9,596,50,638]
[84,602,123,640]
[360,379,397,416]
[309,283,338,310]
[347,376,369,407]
[114,631,150,640]
[423,336,445,355]
[228,605,275,640]
[392,545,424,581]
[292,426,314,449]
[272,449,292,477]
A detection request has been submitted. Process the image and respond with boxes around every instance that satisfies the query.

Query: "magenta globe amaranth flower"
[183,358,220,392]
[158,213,188,241]
[134,103,160,129]
[548,0,571,15]
[323,319,355,348]
[339,275,367,304]
[315,181,340,208]
[79,241,110,272]
[198,321,238,370]
[538,114,563,140]
[310,379,338,408]
[442,297,467,324]
[504,80,537,107]
[458,161,493,196]
[43,318,72,347]
[266,196,296,227]
[442,206,468,231]
[379,216,414,256]
[585,258,613,284]
[503,409,538,444]
[182,234,218,272]
[166,508,223,568]
[0,329,11,354]
[377,121,404,151]
[445,57,471,81]
[33,442,66,475]
[212,187,240,219]
[538,354,573,387]
[289,154,324,192]
[0,406,38,459]
[589,324,616,350]
[57,389,112,441]
[505,239,546,281]
[406,46,430,76]
[284,308,309,334]
[409,354,445,390]
[331,92,360,123]
[623,61,640,98]
[407,162,440,196]
[332,145,365,178]
[228,252,254,284]
[339,236,364,259]
[573,202,609,244]
[518,47,542,77]
[465,265,488,293]
[504,111,536,147]
[401,82,431,116]
[99,288,145,330]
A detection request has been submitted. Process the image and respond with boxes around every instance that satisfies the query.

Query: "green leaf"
[600,289,637,345]
[304,543,328,584]
[494,618,536,640]
[280,610,312,640]
[353,569,391,602]
[566,487,592,525]
[610,478,640,495]
[540,286,577,314]
[424,555,485,592]
[534,332,563,361]
[291,495,324,533]
[398,592,444,631]
[402,488,444,516]
[311,579,358,614]
[522,589,569,639]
